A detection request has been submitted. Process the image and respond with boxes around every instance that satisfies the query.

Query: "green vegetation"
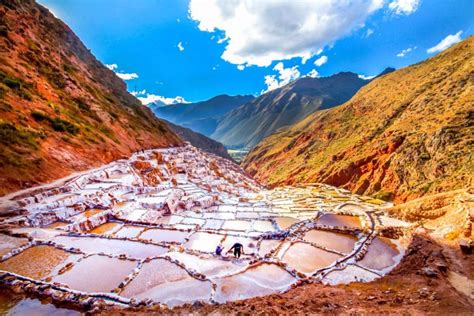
[0,71,33,101]
[31,111,79,135]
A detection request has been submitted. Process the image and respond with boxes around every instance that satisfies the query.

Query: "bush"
[31,111,79,135]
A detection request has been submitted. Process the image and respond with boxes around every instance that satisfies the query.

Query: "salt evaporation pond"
[0,145,410,311]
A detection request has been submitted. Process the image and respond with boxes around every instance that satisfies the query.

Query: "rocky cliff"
[0,0,182,195]
[243,37,473,202]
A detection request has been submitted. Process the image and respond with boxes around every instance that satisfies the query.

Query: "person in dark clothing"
[227,242,244,258]
[215,245,223,256]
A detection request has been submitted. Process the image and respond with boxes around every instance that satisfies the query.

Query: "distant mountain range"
[163,120,233,161]
[243,37,473,202]
[149,94,254,136]
[211,72,370,149]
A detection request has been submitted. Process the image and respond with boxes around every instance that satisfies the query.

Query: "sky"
[38,0,473,104]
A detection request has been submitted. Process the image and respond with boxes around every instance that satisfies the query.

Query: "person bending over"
[227,242,244,258]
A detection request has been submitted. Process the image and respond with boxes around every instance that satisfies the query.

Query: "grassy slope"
[0,0,182,195]
[243,37,474,202]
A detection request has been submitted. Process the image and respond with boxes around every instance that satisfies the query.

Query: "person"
[215,245,223,256]
[227,242,244,258]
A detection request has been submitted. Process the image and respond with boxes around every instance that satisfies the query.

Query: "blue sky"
[39,0,473,104]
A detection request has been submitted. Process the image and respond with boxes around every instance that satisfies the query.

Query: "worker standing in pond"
[227,242,244,258]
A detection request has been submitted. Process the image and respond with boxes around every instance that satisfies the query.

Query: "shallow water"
[0,234,29,256]
[282,242,342,274]
[317,213,362,228]
[121,259,213,306]
[167,252,246,278]
[302,230,358,254]
[52,255,136,292]
[52,235,167,258]
[88,222,122,235]
[113,225,144,238]
[184,232,224,253]
[140,228,189,243]
[275,216,300,230]
[0,245,71,280]
[0,289,81,316]
[214,263,295,303]
[252,220,275,232]
[221,220,252,231]
[257,239,281,257]
[357,237,399,271]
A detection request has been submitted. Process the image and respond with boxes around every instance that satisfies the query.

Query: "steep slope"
[211,72,367,149]
[163,120,233,161]
[151,94,254,136]
[0,0,182,195]
[243,37,474,202]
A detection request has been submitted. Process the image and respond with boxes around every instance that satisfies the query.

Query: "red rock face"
[0,0,183,195]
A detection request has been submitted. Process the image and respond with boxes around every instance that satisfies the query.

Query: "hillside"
[163,120,233,161]
[151,94,254,136]
[211,72,367,149]
[243,37,474,202]
[0,0,182,195]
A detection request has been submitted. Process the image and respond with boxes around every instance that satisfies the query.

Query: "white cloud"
[237,65,245,71]
[427,31,463,54]
[105,64,118,70]
[135,92,189,106]
[130,89,147,96]
[116,72,139,80]
[364,28,374,38]
[263,62,300,93]
[388,0,420,15]
[396,46,416,57]
[314,55,328,67]
[358,74,375,80]
[177,41,184,51]
[306,69,319,78]
[106,63,138,80]
[189,0,384,67]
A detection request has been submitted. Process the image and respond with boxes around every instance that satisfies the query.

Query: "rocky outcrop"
[0,0,182,195]
[243,37,474,202]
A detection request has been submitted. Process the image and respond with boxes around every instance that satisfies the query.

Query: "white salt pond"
[0,144,410,310]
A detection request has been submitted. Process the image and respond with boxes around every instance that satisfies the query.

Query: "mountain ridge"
[0,0,182,195]
[243,37,474,202]
[211,71,368,149]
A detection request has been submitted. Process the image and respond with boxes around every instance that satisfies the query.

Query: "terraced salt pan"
[302,230,358,254]
[214,263,295,303]
[317,213,362,228]
[121,259,212,306]
[281,242,342,274]
[0,234,29,256]
[0,246,71,280]
[52,255,136,292]
[52,235,167,258]
[0,145,410,309]
[113,225,144,238]
[140,228,189,243]
[357,237,401,271]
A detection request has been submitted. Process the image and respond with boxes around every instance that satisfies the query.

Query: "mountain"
[150,94,254,136]
[243,37,473,202]
[163,120,233,161]
[0,0,182,195]
[211,72,367,149]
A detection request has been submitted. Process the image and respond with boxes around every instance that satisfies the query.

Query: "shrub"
[31,111,79,135]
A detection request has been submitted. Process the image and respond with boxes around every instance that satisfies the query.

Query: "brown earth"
[243,36,474,203]
[0,0,182,196]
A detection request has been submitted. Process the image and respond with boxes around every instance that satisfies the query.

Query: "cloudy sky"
[39,0,473,104]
